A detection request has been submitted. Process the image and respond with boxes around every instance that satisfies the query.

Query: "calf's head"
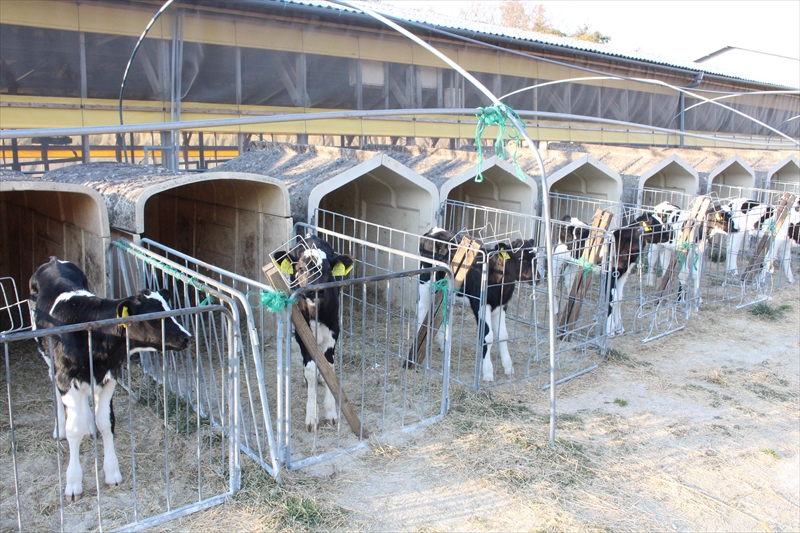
[118,289,192,352]
[510,238,538,282]
[272,245,354,301]
[707,203,735,237]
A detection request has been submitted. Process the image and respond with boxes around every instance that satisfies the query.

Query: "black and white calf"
[271,235,354,431]
[721,198,772,275]
[765,198,800,282]
[604,213,666,336]
[645,202,683,287]
[416,228,537,382]
[29,257,191,501]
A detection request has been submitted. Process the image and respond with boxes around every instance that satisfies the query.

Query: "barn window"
[240,48,298,107]
[0,24,80,97]
[306,54,357,109]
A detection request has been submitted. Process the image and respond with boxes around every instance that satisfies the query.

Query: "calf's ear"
[117,299,134,319]
[272,251,295,275]
[158,289,173,301]
[331,255,355,277]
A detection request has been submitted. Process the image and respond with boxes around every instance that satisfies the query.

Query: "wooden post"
[741,193,797,282]
[262,262,367,439]
[407,236,481,367]
[559,209,613,336]
[654,196,712,301]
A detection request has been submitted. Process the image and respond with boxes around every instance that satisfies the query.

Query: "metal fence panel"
[699,193,797,308]
[439,200,611,389]
[111,240,281,482]
[1,306,237,533]
[281,220,452,470]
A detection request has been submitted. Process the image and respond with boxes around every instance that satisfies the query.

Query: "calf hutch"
[545,154,624,226]
[42,164,293,284]
[436,156,538,217]
[706,155,757,197]
[0,176,110,301]
[637,155,700,208]
[768,155,800,192]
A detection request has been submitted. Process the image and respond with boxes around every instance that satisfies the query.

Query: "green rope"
[676,241,696,272]
[762,219,777,235]
[247,288,296,313]
[570,257,598,278]
[433,278,450,328]
[474,104,527,183]
[113,239,214,305]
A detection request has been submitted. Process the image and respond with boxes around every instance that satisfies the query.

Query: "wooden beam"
[407,236,480,368]
[559,209,613,337]
[262,261,367,439]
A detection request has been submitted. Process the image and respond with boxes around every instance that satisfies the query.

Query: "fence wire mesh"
[112,240,281,482]
[280,221,452,470]
[1,305,236,533]
[439,200,610,390]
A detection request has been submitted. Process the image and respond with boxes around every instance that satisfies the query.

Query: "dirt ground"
[151,281,800,533]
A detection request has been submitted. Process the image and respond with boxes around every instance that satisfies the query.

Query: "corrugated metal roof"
[277,0,798,89]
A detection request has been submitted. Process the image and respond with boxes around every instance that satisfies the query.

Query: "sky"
[383,1,800,64]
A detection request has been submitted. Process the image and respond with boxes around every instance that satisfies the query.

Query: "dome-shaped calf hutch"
[438,156,539,238]
[1,179,110,301]
[546,154,624,226]
[767,155,800,193]
[707,156,756,197]
[45,165,293,285]
[308,153,439,238]
[637,155,699,209]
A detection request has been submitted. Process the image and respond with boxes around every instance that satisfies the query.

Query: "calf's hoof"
[306,423,317,432]
[322,417,337,427]
[105,470,122,487]
[65,485,83,502]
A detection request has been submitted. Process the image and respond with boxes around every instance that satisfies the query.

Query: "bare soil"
[164,282,800,533]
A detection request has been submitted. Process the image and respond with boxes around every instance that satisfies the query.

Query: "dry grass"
[4,275,799,532]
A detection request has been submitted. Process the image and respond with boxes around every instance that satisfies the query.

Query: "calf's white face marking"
[143,291,191,337]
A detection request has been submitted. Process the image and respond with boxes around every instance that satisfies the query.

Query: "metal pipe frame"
[1,305,236,533]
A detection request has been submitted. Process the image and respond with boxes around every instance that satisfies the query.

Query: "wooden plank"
[262,261,367,439]
[559,209,613,335]
[407,236,480,367]
[741,193,797,282]
[657,196,711,298]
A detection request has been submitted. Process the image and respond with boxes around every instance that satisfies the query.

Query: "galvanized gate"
[1,301,238,533]
[539,191,707,343]
[439,200,611,389]
[112,240,281,481]
[700,192,798,308]
[274,219,453,470]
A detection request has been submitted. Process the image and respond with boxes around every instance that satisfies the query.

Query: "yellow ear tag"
[500,251,511,260]
[643,222,651,232]
[280,258,294,275]
[332,262,353,276]
[118,305,129,328]
[716,213,723,221]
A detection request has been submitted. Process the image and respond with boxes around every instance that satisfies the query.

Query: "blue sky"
[384,1,800,63]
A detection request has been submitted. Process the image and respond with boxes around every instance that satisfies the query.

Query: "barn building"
[2,0,799,289]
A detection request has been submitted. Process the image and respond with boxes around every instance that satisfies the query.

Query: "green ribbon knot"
[433,278,450,327]
[474,104,527,183]
[676,241,697,271]
[570,257,598,278]
[247,288,296,313]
